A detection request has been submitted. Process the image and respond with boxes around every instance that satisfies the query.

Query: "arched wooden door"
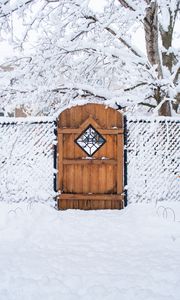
[57,104,124,210]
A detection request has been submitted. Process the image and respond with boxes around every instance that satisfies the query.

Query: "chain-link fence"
[126,117,180,203]
[0,115,179,204]
[0,118,56,203]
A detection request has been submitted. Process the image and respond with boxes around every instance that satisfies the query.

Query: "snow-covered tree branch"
[0,0,180,116]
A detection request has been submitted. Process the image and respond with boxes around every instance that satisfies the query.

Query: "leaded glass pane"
[75,125,106,156]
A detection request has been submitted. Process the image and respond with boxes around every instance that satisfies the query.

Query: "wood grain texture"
[57,103,124,210]
[57,104,123,129]
[117,134,124,194]
[57,133,63,192]
[59,194,124,200]
[58,128,123,134]
[63,159,117,165]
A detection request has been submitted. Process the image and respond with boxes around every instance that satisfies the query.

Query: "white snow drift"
[0,202,180,300]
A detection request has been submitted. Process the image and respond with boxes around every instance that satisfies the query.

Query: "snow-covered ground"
[0,202,180,300]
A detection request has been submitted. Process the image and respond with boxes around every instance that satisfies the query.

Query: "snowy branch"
[0,0,179,116]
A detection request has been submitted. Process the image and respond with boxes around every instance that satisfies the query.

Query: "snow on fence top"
[0,118,56,203]
[0,115,179,204]
[0,116,55,124]
[126,117,180,203]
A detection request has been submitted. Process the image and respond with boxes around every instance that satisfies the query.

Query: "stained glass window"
[75,125,106,156]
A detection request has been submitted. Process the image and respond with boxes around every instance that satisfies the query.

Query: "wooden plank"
[57,132,63,192]
[63,159,117,165]
[74,165,83,193]
[106,135,114,159]
[96,104,106,208]
[98,165,106,209]
[59,194,124,200]
[65,133,75,193]
[58,104,123,129]
[114,200,124,209]
[82,165,89,194]
[105,165,115,194]
[64,134,75,159]
[58,199,124,210]
[117,134,124,194]
[105,135,116,201]
[58,128,124,134]
[74,132,85,159]
[79,128,123,134]
[98,165,106,194]
[79,116,101,130]
[107,107,116,129]
[106,124,116,208]
[90,165,99,208]
[102,109,109,209]
[59,199,66,209]
[74,131,83,193]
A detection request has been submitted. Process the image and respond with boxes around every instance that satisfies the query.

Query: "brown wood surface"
[57,104,123,129]
[117,134,124,194]
[58,128,124,134]
[63,159,117,165]
[59,194,124,200]
[57,133,63,191]
[57,104,124,210]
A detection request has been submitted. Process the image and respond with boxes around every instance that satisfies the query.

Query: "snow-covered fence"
[126,117,180,203]
[0,118,56,203]
[0,115,179,205]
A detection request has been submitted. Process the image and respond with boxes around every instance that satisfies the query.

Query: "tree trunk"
[144,1,172,116]
[144,1,162,78]
[158,101,171,116]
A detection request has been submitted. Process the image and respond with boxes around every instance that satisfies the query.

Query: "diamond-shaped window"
[75,125,106,156]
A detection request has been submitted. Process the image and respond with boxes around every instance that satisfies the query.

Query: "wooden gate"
[57,104,124,210]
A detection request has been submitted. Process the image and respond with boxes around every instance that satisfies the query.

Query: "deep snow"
[0,202,180,300]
